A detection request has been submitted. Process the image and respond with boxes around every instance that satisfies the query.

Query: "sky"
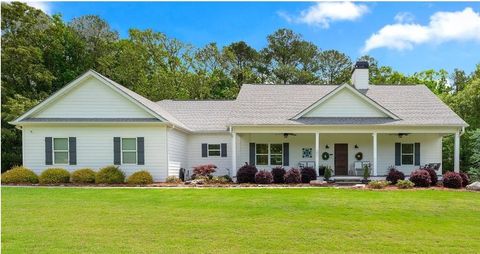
[27,1,480,75]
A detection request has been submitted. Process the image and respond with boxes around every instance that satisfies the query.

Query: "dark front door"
[334,144,348,175]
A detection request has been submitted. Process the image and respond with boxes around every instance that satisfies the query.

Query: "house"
[10,62,468,181]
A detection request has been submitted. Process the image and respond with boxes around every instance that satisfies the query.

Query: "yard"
[2,187,479,253]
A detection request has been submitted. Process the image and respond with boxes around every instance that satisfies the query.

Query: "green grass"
[2,187,479,253]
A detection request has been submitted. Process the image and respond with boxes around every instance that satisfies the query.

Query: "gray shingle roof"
[156,100,236,131]
[21,118,161,122]
[229,84,467,126]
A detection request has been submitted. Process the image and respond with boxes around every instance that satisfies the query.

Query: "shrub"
[421,166,438,186]
[271,166,286,184]
[207,176,230,184]
[324,166,332,181]
[39,168,70,184]
[442,171,462,189]
[236,164,258,183]
[284,168,301,184]
[362,164,370,180]
[368,180,390,189]
[467,168,480,182]
[127,171,153,185]
[459,172,470,187]
[409,169,431,187]
[385,166,405,185]
[301,167,317,183]
[193,164,217,177]
[396,180,415,189]
[221,175,233,183]
[255,170,273,184]
[166,176,181,183]
[1,166,38,184]
[71,168,96,184]
[95,166,125,184]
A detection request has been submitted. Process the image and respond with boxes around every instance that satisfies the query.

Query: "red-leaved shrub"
[459,172,470,187]
[409,169,431,187]
[193,164,217,177]
[271,166,286,184]
[421,166,438,186]
[255,170,273,184]
[301,167,317,183]
[385,167,405,185]
[284,168,301,184]
[236,164,258,183]
[442,171,463,189]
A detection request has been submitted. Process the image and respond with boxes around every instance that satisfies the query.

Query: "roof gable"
[12,70,168,124]
[293,84,400,120]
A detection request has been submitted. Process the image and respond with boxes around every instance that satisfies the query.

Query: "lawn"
[2,187,479,253]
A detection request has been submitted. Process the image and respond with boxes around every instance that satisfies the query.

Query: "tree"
[451,68,470,93]
[223,41,259,87]
[316,50,352,84]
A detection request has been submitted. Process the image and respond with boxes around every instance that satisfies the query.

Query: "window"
[53,138,69,164]
[256,143,283,166]
[122,138,137,164]
[401,143,414,165]
[208,144,221,157]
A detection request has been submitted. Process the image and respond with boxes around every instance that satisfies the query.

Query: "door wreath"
[355,152,363,161]
[322,152,330,160]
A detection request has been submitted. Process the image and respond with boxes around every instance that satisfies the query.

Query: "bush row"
[236,165,317,184]
[1,166,154,185]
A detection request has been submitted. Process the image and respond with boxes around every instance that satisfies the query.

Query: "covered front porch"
[230,126,462,178]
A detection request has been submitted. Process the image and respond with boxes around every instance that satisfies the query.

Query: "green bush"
[71,168,96,184]
[1,166,39,184]
[127,171,153,185]
[95,166,125,184]
[166,175,181,183]
[396,180,415,189]
[39,168,70,184]
[367,180,390,189]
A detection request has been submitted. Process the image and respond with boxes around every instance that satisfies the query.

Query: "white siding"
[22,125,168,181]
[187,133,232,176]
[167,128,188,177]
[33,77,154,119]
[237,133,443,176]
[304,88,387,118]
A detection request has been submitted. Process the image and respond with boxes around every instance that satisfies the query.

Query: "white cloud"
[280,2,369,28]
[394,12,415,23]
[363,7,480,53]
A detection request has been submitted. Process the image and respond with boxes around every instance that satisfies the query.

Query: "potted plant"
[323,165,334,183]
[362,164,370,184]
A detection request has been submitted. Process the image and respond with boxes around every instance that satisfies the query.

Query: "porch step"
[332,177,363,185]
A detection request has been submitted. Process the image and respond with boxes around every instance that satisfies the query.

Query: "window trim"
[121,137,137,165]
[53,137,69,165]
[255,143,283,166]
[401,143,414,165]
[207,144,221,157]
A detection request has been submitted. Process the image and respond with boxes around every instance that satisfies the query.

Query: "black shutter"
[414,143,420,166]
[45,137,53,165]
[395,143,401,166]
[221,143,227,157]
[249,143,256,165]
[283,143,289,166]
[137,137,145,165]
[113,137,121,165]
[69,137,77,165]
[201,143,208,157]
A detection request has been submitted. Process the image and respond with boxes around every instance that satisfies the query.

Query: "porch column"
[315,132,320,173]
[231,132,237,177]
[372,132,377,176]
[454,131,460,173]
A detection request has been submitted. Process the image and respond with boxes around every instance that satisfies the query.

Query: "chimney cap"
[354,61,369,69]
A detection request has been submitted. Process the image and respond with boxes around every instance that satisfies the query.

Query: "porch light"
[355,144,359,149]
[325,145,329,149]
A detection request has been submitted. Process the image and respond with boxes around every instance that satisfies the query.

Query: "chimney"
[352,61,369,90]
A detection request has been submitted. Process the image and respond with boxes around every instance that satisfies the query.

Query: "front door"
[334,144,348,175]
